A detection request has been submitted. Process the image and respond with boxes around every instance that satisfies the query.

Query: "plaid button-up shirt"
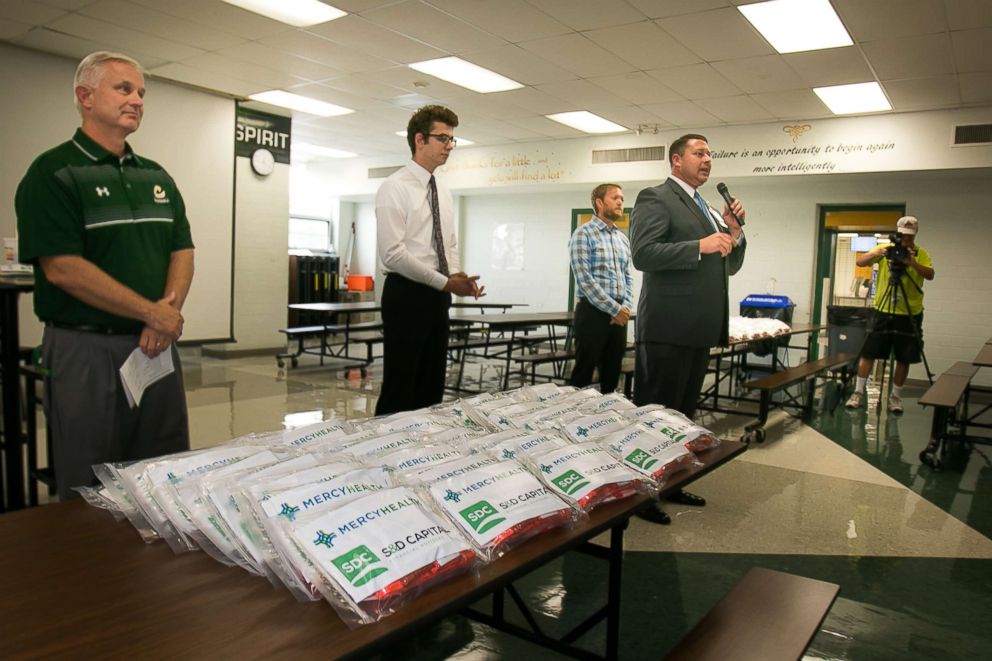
[568,216,633,317]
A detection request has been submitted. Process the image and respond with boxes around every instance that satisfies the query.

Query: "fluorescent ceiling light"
[738,0,852,53]
[813,82,891,114]
[545,111,628,134]
[220,0,345,27]
[249,90,353,117]
[293,142,356,159]
[408,57,523,93]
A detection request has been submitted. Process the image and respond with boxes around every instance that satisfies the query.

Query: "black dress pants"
[375,273,451,416]
[569,298,627,393]
[633,341,710,419]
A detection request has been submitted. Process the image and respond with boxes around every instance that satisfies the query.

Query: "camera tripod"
[857,262,934,416]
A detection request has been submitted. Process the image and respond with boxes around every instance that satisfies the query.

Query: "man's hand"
[722,198,745,239]
[700,232,735,257]
[611,306,630,326]
[144,291,184,340]
[140,327,172,358]
[443,273,486,298]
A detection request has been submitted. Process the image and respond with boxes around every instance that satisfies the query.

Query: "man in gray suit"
[630,133,746,524]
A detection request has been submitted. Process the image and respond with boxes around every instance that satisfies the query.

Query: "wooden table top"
[0,441,745,659]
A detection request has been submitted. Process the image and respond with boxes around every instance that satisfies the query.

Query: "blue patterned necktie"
[694,191,719,232]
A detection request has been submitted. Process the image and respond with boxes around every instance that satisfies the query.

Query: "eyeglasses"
[428,133,457,146]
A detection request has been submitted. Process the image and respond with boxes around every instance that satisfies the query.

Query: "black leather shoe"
[667,489,706,507]
[636,506,671,525]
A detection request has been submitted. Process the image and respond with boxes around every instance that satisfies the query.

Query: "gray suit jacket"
[630,178,746,348]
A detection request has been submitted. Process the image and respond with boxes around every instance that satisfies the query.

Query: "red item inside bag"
[358,549,477,618]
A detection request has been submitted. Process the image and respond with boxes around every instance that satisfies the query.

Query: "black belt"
[46,322,137,335]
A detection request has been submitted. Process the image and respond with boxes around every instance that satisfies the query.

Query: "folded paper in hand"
[119,347,175,408]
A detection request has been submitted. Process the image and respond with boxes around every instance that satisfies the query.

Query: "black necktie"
[428,175,449,276]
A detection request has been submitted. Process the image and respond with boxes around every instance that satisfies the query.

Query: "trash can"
[826,305,871,366]
[740,294,795,356]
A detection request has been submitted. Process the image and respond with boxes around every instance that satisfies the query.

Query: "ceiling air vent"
[368,165,403,179]
[953,124,992,145]
[592,146,665,164]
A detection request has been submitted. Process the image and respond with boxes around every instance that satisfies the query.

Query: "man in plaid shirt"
[568,183,633,393]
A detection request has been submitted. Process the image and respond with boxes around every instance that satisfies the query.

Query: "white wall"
[456,169,992,385]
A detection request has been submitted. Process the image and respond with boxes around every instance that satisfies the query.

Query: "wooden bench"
[512,350,575,384]
[918,361,979,469]
[666,567,839,661]
[742,352,856,442]
[276,322,383,368]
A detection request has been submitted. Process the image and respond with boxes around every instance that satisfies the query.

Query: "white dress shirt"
[376,160,460,291]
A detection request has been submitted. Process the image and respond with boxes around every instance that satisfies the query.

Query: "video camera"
[884,232,909,268]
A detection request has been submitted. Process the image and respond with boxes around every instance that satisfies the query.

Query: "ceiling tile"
[656,7,774,61]
[695,95,775,123]
[148,61,262,97]
[782,47,873,87]
[361,0,506,54]
[428,0,571,42]
[259,30,393,73]
[588,71,685,105]
[536,78,618,107]
[129,0,296,40]
[519,33,637,78]
[216,42,345,82]
[461,44,576,86]
[311,72,411,101]
[35,0,99,9]
[0,18,32,39]
[626,0,730,19]
[751,89,830,119]
[174,52,302,90]
[79,0,245,50]
[883,75,962,110]
[487,86,576,115]
[304,15,446,64]
[640,100,722,127]
[711,55,806,93]
[951,28,992,74]
[284,82,387,110]
[597,105,675,131]
[47,12,204,61]
[12,25,168,67]
[944,0,992,29]
[364,65,483,101]
[583,19,702,70]
[445,93,533,121]
[0,0,65,23]
[832,0,947,41]
[524,0,648,31]
[646,63,741,99]
[862,33,954,79]
[503,115,586,138]
[959,71,992,104]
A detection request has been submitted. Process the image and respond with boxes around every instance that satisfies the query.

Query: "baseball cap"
[896,216,918,235]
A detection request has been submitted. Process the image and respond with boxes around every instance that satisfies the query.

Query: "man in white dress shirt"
[375,105,484,415]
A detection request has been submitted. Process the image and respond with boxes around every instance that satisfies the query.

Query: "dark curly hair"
[407,105,459,156]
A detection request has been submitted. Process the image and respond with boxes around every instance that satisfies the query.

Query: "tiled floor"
[71,349,992,658]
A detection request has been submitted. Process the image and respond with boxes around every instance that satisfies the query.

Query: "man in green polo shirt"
[15,51,195,500]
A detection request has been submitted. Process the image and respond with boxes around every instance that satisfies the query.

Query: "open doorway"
[811,205,905,358]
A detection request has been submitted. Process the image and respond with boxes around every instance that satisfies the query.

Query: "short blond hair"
[74,51,143,114]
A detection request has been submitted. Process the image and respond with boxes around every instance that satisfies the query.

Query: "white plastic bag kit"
[285,486,476,624]
[623,405,721,453]
[345,431,424,460]
[599,424,699,487]
[490,430,571,461]
[377,445,466,474]
[578,392,637,414]
[276,419,351,449]
[561,412,630,442]
[425,458,575,561]
[409,453,505,484]
[529,441,652,511]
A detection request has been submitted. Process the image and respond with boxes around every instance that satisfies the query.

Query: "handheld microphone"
[716,182,744,227]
